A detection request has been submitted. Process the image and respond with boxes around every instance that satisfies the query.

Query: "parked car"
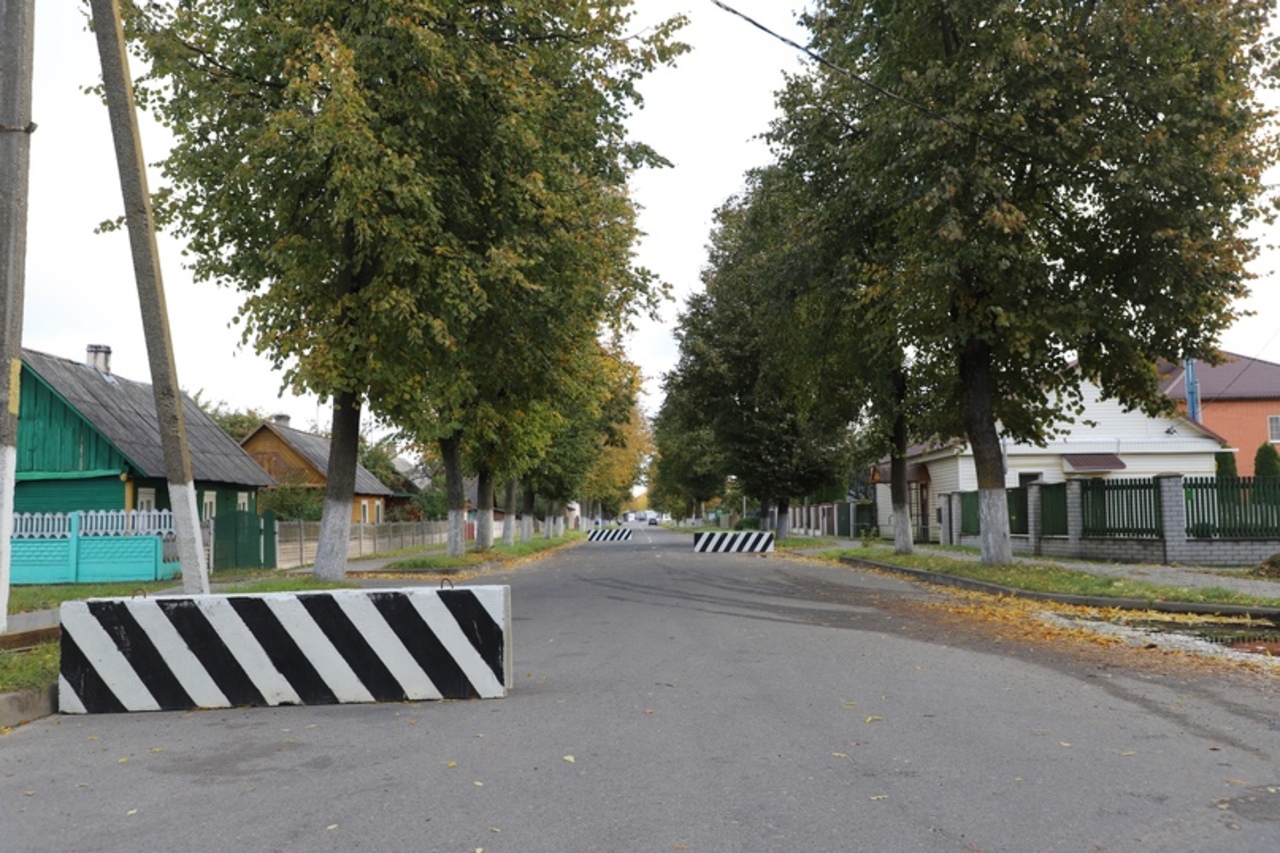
[648,516,659,526]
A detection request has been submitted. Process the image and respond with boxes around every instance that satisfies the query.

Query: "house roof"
[1159,352,1280,402]
[242,421,393,496]
[21,347,275,487]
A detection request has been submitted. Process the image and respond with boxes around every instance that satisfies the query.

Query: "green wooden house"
[16,346,275,520]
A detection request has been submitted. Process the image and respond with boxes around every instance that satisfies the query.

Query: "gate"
[211,510,277,571]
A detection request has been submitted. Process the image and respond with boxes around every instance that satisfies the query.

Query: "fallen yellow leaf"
[118,758,128,764]
[326,824,339,831]
[563,755,575,763]
[447,761,457,769]
[870,795,888,801]
[474,781,483,787]
[126,809,138,816]
[865,716,883,723]
[831,753,849,759]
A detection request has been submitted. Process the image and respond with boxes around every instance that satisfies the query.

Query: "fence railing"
[1185,476,1280,538]
[1082,478,1162,538]
[1040,482,1068,536]
[13,509,176,539]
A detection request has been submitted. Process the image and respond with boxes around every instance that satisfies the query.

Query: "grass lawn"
[377,532,583,572]
[819,546,1280,608]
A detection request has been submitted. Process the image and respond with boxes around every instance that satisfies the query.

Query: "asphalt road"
[4,525,1280,852]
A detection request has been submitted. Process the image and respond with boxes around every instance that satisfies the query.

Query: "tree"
[127,0,685,575]
[664,170,858,535]
[1256,444,1280,479]
[784,0,1278,563]
[1216,451,1239,479]
[194,394,265,443]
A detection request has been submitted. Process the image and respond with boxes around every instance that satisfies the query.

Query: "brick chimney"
[86,344,112,374]
[271,413,291,428]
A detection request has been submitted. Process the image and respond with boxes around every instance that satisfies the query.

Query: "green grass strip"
[817,547,1280,608]
[0,642,60,696]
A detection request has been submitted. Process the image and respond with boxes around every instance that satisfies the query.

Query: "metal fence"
[1184,476,1280,539]
[1040,482,1068,536]
[1081,478,1162,538]
[959,492,980,535]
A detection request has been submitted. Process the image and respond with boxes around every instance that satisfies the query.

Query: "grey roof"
[245,421,393,496]
[1160,352,1280,402]
[1062,453,1127,472]
[22,348,275,488]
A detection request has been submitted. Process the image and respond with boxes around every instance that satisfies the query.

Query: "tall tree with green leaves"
[787,0,1277,563]
[126,0,684,575]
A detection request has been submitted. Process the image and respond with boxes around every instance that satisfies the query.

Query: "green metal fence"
[1007,487,1029,535]
[1081,478,1161,538]
[959,491,979,535]
[1040,482,1068,536]
[1185,476,1280,538]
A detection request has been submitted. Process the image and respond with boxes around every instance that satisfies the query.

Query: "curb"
[839,556,1280,620]
[0,684,57,730]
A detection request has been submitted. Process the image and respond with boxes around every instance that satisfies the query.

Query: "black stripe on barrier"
[229,597,339,706]
[299,594,407,703]
[439,590,505,685]
[370,592,478,700]
[60,630,127,714]
[87,601,195,711]
[157,599,267,708]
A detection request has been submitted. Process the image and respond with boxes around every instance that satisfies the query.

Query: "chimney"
[271,413,291,428]
[86,344,112,374]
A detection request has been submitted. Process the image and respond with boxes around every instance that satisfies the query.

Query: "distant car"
[648,517,659,526]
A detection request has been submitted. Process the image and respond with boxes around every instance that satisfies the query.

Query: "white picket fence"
[12,510,177,539]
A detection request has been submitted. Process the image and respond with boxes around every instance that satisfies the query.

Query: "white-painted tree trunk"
[448,508,466,557]
[169,481,210,593]
[314,495,352,580]
[501,479,517,547]
[978,488,1013,564]
[892,505,913,555]
[521,513,533,542]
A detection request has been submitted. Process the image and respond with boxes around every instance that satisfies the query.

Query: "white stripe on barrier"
[264,595,376,704]
[124,599,231,709]
[409,594,505,699]
[333,592,443,700]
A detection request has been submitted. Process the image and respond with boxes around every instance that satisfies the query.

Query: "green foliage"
[1216,451,1240,479]
[193,393,265,443]
[1255,444,1280,479]
[358,435,406,492]
[257,473,324,521]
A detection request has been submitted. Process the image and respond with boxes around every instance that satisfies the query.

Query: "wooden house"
[240,416,393,523]
[16,346,275,517]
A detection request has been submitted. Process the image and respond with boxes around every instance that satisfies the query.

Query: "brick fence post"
[1156,473,1188,565]
[1066,479,1083,558]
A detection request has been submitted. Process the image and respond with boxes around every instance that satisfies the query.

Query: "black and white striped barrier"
[59,587,512,714]
[586,528,632,542]
[692,531,775,553]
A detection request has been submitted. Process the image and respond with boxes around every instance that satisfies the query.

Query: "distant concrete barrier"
[59,587,511,714]
[587,529,632,542]
[692,531,775,553]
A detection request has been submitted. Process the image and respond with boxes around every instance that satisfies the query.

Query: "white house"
[875,379,1228,541]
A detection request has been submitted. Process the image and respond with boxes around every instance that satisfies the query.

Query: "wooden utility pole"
[90,0,209,594]
[0,0,37,632]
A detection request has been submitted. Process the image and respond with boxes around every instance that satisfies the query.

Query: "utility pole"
[0,0,37,632]
[90,0,209,594]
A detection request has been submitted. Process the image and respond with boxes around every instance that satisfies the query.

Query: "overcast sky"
[21,1,1280,438]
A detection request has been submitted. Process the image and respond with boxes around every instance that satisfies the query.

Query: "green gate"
[212,510,277,571]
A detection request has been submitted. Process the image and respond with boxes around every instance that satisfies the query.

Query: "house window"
[1270,416,1280,443]
[237,492,249,512]
[375,502,384,524]
[360,500,369,524]
[137,488,156,512]
[202,492,216,520]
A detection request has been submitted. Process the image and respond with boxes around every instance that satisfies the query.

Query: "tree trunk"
[314,391,360,580]
[501,477,518,547]
[960,338,1013,564]
[890,368,914,555]
[522,484,536,542]
[475,466,494,551]
[775,497,791,540]
[440,432,467,558]
[544,500,554,539]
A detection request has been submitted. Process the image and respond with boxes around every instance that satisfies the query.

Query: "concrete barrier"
[59,586,511,714]
[586,529,632,542]
[692,531,775,553]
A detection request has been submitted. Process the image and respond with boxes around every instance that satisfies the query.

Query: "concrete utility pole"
[0,0,37,633]
[90,0,209,594]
